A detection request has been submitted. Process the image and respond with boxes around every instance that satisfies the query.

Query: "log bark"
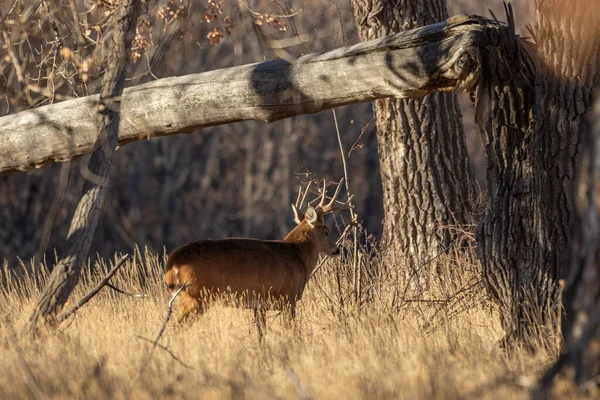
[1,16,502,174]
[26,0,140,330]
[349,0,475,289]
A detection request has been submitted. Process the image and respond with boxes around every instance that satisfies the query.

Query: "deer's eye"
[324,230,330,237]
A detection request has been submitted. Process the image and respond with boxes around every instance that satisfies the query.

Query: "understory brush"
[0,242,560,399]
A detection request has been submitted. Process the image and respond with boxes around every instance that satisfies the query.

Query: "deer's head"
[290,179,353,256]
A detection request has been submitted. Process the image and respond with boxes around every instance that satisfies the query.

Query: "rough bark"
[1,17,502,174]
[26,0,140,330]
[474,15,542,349]
[349,0,475,288]
[476,1,600,349]
[562,90,600,383]
[536,0,600,357]
[536,90,600,397]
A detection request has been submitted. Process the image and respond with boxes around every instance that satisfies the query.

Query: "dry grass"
[0,246,563,400]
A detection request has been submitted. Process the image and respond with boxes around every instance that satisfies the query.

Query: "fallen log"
[0,15,494,174]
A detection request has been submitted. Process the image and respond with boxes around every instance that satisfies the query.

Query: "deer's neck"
[283,224,320,277]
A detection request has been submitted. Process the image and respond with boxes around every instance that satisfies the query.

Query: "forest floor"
[0,249,587,399]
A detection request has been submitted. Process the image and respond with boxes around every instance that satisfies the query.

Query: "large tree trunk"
[538,90,600,397]
[535,0,600,352]
[560,93,600,385]
[476,1,599,349]
[26,0,141,331]
[349,0,476,289]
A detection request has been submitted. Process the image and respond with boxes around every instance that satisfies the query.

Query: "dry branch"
[136,336,193,369]
[106,282,146,298]
[11,341,43,400]
[283,365,314,400]
[1,15,502,174]
[138,281,191,376]
[57,254,130,323]
[332,109,361,305]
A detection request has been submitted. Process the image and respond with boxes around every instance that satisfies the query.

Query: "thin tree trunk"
[476,1,599,349]
[349,0,476,290]
[26,0,140,331]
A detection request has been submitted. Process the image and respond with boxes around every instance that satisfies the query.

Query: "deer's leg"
[254,303,267,340]
[176,291,207,323]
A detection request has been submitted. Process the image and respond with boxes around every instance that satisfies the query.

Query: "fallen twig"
[14,353,43,400]
[138,281,191,376]
[9,334,44,400]
[136,336,193,369]
[57,254,130,323]
[283,365,314,400]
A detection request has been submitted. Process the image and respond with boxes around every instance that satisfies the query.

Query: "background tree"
[349,0,477,290]
[1,1,534,278]
[0,1,383,268]
[26,0,141,329]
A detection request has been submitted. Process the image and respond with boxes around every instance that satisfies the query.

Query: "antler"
[295,181,312,209]
[317,178,353,215]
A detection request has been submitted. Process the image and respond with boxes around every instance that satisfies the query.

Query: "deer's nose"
[331,247,340,256]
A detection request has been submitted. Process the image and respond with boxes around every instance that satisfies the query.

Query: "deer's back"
[166,238,308,302]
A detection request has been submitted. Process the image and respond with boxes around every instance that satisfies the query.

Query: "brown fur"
[165,216,338,322]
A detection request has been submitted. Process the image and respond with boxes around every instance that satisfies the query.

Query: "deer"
[164,179,352,336]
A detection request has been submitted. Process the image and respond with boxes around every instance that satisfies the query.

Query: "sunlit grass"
[0,246,563,399]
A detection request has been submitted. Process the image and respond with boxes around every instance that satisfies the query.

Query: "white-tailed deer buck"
[165,179,352,335]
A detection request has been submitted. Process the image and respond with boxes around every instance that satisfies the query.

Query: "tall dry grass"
[0,239,561,399]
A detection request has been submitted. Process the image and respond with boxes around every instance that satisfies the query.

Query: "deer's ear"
[291,204,304,224]
[305,207,320,227]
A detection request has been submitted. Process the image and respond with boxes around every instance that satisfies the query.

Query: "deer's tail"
[164,260,180,295]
